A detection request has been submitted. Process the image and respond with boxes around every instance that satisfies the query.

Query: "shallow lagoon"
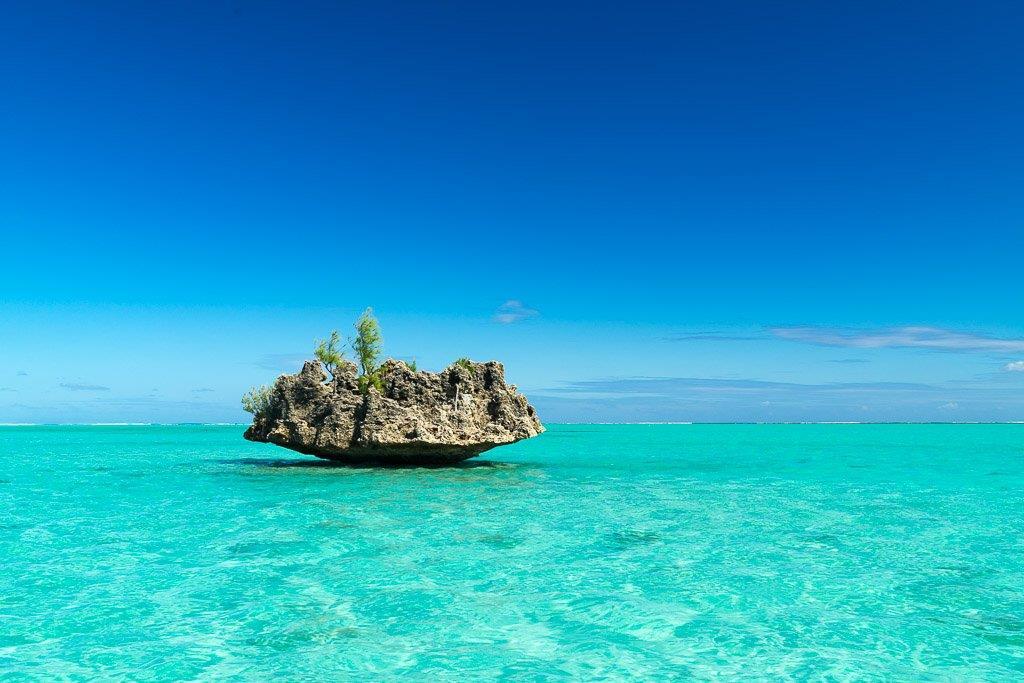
[2,424,1022,678]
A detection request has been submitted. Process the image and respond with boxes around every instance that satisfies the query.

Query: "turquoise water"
[1,424,1023,679]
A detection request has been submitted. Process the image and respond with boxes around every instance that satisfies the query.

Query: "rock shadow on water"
[217,456,526,471]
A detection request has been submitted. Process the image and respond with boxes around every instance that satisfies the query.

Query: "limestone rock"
[244,359,544,464]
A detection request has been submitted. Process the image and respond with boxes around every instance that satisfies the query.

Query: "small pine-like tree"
[453,357,474,371]
[405,357,418,372]
[314,330,345,380]
[352,308,383,379]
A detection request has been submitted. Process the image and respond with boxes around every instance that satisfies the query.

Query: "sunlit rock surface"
[244,359,544,464]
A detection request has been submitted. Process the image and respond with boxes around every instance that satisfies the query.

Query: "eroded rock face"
[244,359,544,464]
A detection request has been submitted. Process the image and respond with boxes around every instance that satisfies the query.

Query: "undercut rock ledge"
[244,359,544,465]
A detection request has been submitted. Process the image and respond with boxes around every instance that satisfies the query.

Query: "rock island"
[241,308,544,464]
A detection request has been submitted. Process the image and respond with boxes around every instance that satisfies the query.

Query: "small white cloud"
[771,326,1024,353]
[1005,361,1024,372]
[60,382,110,392]
[494,300,539,324]
[939,401,959,410]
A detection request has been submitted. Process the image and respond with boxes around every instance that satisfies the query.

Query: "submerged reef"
[244,359,544,465]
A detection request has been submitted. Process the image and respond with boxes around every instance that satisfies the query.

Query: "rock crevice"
[244,359,544,464]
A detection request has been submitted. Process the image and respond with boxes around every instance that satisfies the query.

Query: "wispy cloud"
[771,326,1024,353]
[827,358,870,364]
[528,374,1024,423]
[255,353,308,371]
[0,387,15,392]
[545,377,938,396]
[192,388,215,393]
[1005,361,1024,372]
[16,370,28,377]
[60,382,111,391]
[664,331,765,342]
[494,300,538,324]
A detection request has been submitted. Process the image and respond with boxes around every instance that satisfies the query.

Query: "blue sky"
[1,1,1023,422]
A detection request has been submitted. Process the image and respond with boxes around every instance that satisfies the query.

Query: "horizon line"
[1,421,1023,427]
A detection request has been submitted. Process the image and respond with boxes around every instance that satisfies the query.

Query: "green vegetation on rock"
[313,330,345,380]
[241,384,274,416]
[352,307,384,394]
